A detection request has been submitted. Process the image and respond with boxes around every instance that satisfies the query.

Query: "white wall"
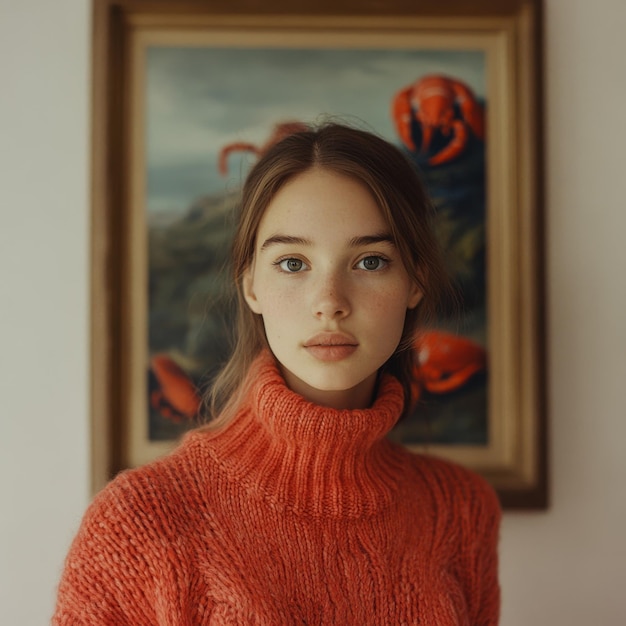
[0,0,90,623]
[500,1,626,623]
[1,0,625,623]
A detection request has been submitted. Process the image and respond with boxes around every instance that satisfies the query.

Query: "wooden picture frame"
[91,0,546,508]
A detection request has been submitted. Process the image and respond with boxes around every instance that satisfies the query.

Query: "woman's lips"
[304,334,358,362]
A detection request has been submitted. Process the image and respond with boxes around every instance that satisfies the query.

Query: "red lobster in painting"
[218,121,308,175]
[150,354,202,423]
[392,74,485,166]
[411,330,487,402]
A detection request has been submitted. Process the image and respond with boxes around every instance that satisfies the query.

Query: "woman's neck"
[279,362,378,410]
[201,352,408,517]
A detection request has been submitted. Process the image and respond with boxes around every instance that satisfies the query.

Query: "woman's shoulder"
[408,452,501,517]
[82,432,216,537]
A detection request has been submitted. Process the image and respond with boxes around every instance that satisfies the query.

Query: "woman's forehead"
[256,168,388,239]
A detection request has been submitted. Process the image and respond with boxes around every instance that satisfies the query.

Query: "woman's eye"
[357,256,387,271]
[277,258,306,272]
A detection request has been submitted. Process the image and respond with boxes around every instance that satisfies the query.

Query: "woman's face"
[243,167,422,410]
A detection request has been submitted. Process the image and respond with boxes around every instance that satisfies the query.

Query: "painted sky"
[146,46,486,213]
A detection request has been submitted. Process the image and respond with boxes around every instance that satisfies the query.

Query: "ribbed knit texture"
[53,352,501,625]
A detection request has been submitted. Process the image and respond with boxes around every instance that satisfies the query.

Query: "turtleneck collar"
[194,352,411,518]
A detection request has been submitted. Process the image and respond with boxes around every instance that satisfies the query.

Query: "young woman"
[53,123,500,625]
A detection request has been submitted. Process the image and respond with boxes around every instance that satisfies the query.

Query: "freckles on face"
[242,167,422,409]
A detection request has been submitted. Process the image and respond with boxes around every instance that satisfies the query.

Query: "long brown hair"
[206,122,453,425]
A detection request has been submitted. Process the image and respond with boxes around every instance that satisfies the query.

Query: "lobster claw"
[427,120,469,166]
[391,87,417,152]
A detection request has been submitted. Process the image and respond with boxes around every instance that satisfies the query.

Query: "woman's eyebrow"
[349,233,395,247]
[260,234,311,250]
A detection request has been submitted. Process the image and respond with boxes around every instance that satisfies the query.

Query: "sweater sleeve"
[460,470,501,626]
[52,476,159,625]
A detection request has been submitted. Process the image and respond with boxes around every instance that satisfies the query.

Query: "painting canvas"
[94,3,545,508]
[142,43,489,448]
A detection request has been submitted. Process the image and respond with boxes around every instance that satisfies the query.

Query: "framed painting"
[91,0,546,508]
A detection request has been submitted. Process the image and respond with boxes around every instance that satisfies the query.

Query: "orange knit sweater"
[53,353,500,625]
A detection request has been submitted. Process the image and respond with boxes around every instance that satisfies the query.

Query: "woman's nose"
[311,272,351,320]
